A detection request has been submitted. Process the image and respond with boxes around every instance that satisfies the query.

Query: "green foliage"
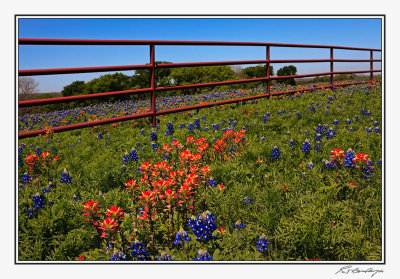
[277,65,297,85]
[242,65,274,79]
[18,83,382,261]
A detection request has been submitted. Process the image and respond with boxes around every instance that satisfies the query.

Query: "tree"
[170,65,237,95]
[130,61,173,89]
[242,65,274,79]
[61,81,85,97]
[84,72,132,94]
[276,65,297,85]
[18,77,39,100]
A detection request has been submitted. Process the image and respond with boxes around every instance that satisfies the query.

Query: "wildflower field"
[17,81,382,261]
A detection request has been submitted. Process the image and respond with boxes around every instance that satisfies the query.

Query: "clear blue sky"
[18,17,382,93]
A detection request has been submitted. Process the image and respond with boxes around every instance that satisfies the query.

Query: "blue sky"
[18,18,382,93]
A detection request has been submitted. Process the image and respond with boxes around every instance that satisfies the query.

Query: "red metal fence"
[18,39,382,139]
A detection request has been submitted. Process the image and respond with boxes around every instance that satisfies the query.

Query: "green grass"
[17,83,382,261]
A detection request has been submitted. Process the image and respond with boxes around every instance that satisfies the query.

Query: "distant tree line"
[20,63,302,114]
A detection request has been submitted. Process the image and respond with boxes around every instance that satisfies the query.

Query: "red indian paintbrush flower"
[353,153,369,163]
[125,180,137,190]
[105,206,124,219]
[25,154,39,165]
[82,200,100,215]
[330,148,345,163]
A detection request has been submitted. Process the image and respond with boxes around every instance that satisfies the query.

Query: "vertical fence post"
[266,45,271,98]
[150,44,156,127]
[330,47,334,87]
[370,50,374,81]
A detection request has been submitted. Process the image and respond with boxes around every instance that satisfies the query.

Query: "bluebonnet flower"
[306,162,315,169]
[315,133,323,140]
[308,106,315,112]
[366,127,373,133]
[130,240,149,261]
[165,122,174,136]
[362,109,372,116]
[204,125,209,132]
[158,252,173,261]
[123,148,139,163]
[296,112,301,119]
[272,146,281,160]
[344,149,355,168]
[349,127,354,132]
[35,147,41,156]
[322,159,336,169]
[256,234,271,253]
[326,128,336,139]
[373,121,379,127]
[110,250,127,261]
[263,113,269,124]
[187,211,217,242]
[194,118,201,130]
[42,188,50,194]
[278,110,285,115]
[173,227,191,245]
[302,139,312,153]
[105,141,109,147]
[32,193,46,210]
[316,124,324,134]
[338,105,342,109]
[21,173,32,184]
[48,181,56,188]
[333,120,339,125]
[314,141,322,152]
[373,127,380,133]
[120,164,126,174]
[243,197,253,205]
[150,131,158,141]
[96,133,103,139]
[346,119,353,124]
[233,220,246,229]
[60,169,72,183]
[179,123,186,129]
[27,208,34,217]
[151,143,158,151]
[207,178,218,188]
[377,159,382,165]
[362,160,375,179]
[289,140,296,146]
[188,123,194,133]
[156,125,160,131]
[194,249,212,261]
[140,129,145,135]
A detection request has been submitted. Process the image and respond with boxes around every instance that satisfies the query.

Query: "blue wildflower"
[194,249,212,261]
[346,119,353,124]
[315,133,323,140]
[151,143,158,151]
[194,118,201,130]
[158,252,173,261]
[272,146,281,160]
[173,227,191,245]
[302,139,312,153]
[32,193,46,211]
[207,179,217,188]
[243,197,253,205]
[333,120,339,125]
[233,220,246,230]
[21,173,32,184]
[344,149,355,168]
[256,234,271,253]
[326,128,336,139]
[306,162,314,169]
[130,240,149,261]
[165,122,174,136]
[150,131,158,141]
[289,140,296,146]
[188,123,194,133]
[60,169,72,183]
[187,211,217,242]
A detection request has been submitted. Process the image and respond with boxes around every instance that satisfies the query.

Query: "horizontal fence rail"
[18,39,382,139]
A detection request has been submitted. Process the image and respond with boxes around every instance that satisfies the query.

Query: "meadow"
[17,81,382,261]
